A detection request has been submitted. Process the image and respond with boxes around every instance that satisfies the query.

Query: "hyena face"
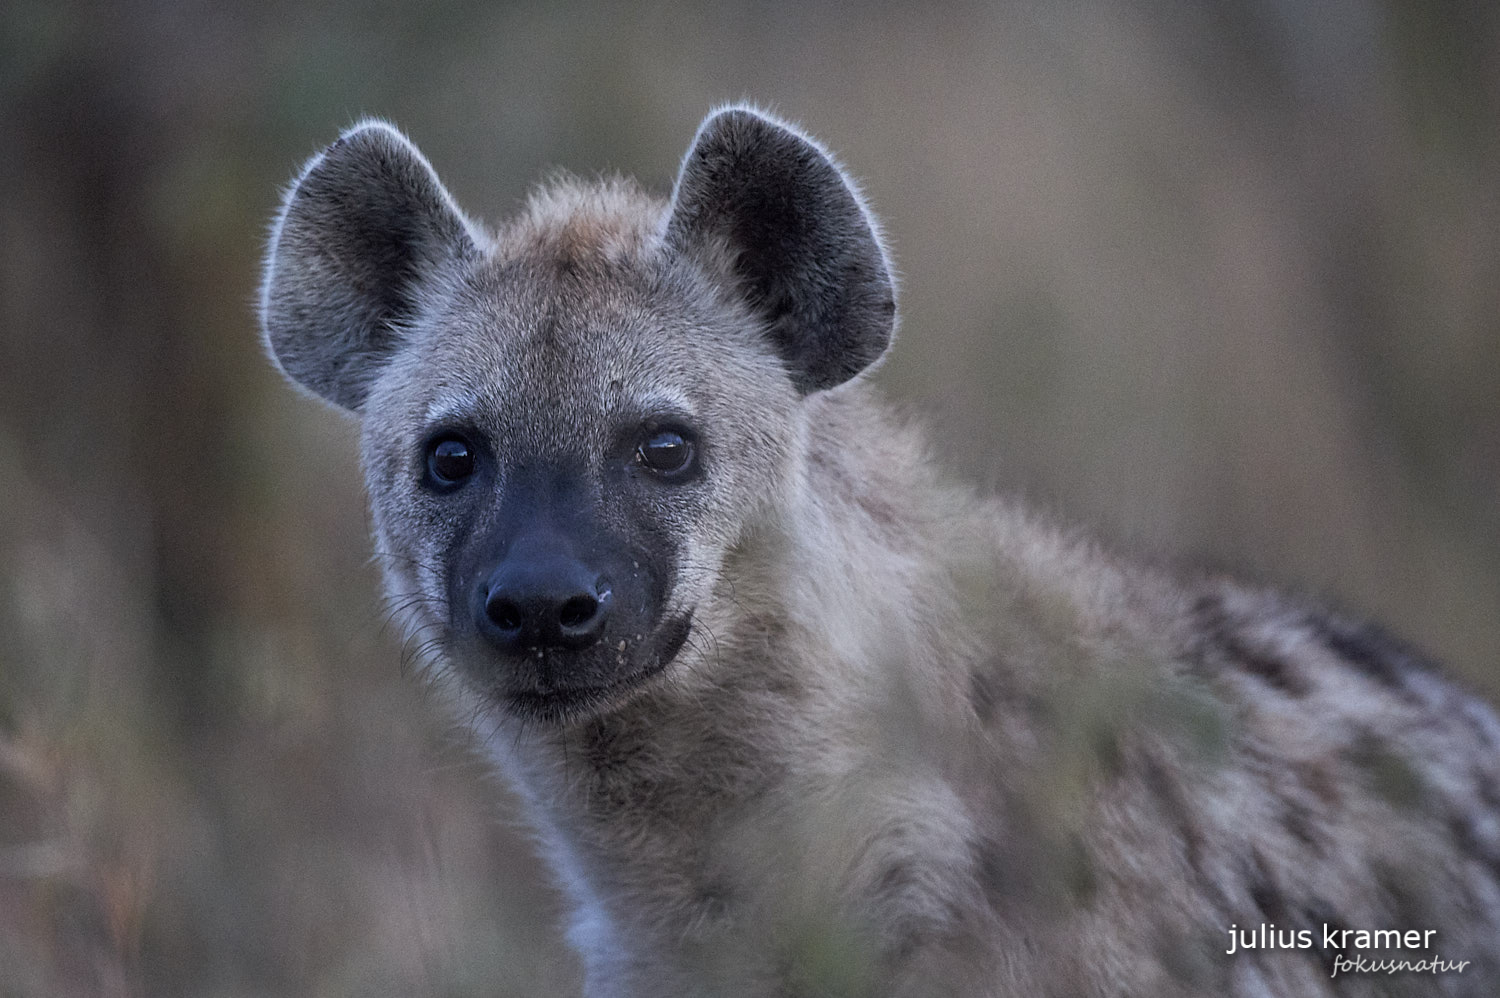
[359,254,801,722]
[262,109,894,723]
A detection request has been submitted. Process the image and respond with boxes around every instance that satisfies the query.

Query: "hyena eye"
[636,428,695,478]
[424,434,476,490]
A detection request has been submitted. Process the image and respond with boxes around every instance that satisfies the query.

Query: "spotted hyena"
[260,106,1500,996]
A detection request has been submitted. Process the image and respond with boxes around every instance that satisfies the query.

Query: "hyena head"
[261,108,895,724]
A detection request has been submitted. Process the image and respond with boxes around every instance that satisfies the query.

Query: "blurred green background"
[2,1,1497,994]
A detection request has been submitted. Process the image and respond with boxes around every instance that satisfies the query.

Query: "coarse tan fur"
[260,106,1500,997]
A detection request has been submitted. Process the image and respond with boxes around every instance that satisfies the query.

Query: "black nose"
[478,548,611,652]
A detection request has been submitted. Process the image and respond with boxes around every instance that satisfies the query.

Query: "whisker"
[369,549,446,575]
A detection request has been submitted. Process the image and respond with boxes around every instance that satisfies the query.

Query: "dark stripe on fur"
[1191,594,1312,697]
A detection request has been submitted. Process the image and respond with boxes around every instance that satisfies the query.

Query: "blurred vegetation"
[1,1,1497,994]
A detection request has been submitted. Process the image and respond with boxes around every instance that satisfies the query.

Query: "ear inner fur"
[260,121,482,411]
[665,107,896,394]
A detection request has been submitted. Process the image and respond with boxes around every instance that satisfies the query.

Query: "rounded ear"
[260,121,482,411]
[665,107,897,394]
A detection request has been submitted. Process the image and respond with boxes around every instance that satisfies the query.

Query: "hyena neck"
[491,388,987,981]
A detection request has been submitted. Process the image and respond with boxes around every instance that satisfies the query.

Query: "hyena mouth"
[499,611,695,724]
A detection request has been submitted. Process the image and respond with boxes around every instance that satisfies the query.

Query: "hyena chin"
[261,106,1500,996]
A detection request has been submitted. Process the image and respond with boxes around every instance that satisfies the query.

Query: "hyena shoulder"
[261,106,1500,996]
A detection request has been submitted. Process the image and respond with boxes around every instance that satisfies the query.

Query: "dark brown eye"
[425,435,475,490]
[636,429,695,478]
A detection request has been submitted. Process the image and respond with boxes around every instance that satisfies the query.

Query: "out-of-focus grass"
[2,1,1497,994]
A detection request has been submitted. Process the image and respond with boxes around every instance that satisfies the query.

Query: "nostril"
[558,594,599,630]
[486,593,524,633]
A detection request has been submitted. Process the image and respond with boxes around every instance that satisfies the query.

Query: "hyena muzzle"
[261,106,1500,997]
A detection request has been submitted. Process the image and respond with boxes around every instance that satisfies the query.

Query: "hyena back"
[260,107,1500,996]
